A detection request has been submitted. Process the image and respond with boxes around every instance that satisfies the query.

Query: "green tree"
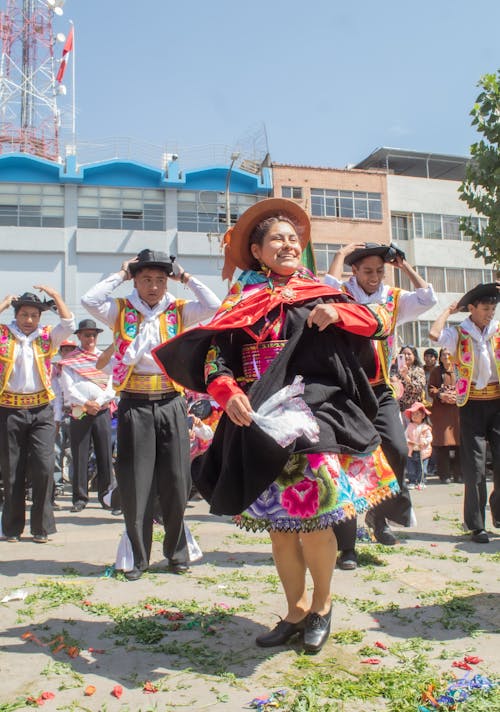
[459,69,500,269]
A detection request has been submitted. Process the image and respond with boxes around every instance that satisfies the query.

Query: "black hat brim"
[12,298,54,312]
[129,260,174,276]
[456,282,500,311]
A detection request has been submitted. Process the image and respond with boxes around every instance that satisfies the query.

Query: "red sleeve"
[333,303,379,337]
[207,375,245,410]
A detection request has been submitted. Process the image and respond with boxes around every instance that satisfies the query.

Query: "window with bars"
[391,214,410,240]
[177,191,257,233]
[281,186,303,199]
[411,212,487,241]
[0,183,64,227]
[78,187,165,230]
[311,189,382,221]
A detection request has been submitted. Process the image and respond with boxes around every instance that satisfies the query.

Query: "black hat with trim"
[74,318,103,334]
[344,242,406,266]
[129,249,175,276]
[12,292,55,312]
[456,282,500,311]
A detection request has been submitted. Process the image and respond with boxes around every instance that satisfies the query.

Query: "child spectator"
[404,402,433,489]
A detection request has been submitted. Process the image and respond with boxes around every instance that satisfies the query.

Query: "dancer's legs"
[269,530,308,623]
[300,528,337,615]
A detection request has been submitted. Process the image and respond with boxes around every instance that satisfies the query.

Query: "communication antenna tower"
[0,0,67,161]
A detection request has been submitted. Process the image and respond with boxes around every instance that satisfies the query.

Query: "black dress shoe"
[167,562,190,575]
[337,549,358,570]
[6,535,20,542]
[124,567,144,581]
[70,502,86,513]
[255,618,306,648]
[365,511,397,546]
[303,609,332,653]
[32,534,48,544]
[471,529,489,544]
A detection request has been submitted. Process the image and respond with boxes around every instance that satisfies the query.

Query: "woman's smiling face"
[250,220,302,276]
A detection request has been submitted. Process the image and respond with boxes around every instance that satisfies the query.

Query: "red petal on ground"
[112,684,123,698]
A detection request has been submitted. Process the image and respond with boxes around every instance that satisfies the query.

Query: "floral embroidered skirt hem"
[233,447,399,533]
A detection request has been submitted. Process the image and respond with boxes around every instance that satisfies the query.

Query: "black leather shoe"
[167,562,190,575]
[365,511,397,546]
[6,535,20,542]
[32,534,48,544]
[303,609,332,653]
[124,567,144,581]
[471,529,489,544]
[338,549,358,570]
[70,502,86,513]
[256,618,306,648]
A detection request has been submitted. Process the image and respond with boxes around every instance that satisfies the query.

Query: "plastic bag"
[251,375,320,448]
[185,523,203,562]
[115,530,134,572]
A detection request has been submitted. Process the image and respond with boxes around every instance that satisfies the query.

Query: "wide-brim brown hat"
[129,249,175,276]
[222,198,310,279]
[12,292,55,312]
[344,242,405,266]
[456,282,500,311]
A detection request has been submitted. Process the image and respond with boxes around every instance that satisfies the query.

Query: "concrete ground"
[0,478,499,711]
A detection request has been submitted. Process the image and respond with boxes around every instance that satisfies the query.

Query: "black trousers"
[70,409,113,506]
[0,403,56,538]
[459,397,500,531]
[335,384,412,551]
[115,394,191,571]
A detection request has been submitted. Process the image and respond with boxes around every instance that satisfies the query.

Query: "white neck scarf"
[461,316,498,389]
[346,276,386,305]
[121,289,171,367]
[9,321,42,349]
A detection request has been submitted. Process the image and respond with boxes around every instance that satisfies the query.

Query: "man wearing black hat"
[59,319,116,513]
[0,287,75,543]
[429,282,500,544]
[81,249,221,579]
[324,242,436,560]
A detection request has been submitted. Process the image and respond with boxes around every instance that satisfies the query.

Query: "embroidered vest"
[0,325,57,400]
[454,325,500,407]
[112,298,186,392]
[342,285,401,387]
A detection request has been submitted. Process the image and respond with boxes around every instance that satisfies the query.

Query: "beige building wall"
[272,164,390,250]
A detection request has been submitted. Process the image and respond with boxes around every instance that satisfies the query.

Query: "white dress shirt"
[324,275,437,326]
[437,318,500,388]
[81,272,221,375]
[60,349,115,408]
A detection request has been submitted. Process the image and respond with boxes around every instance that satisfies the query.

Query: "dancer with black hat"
[324,242,436,565]
[0,287,75,543]
[81,249,221,580]
[59,319,116,513]
[154,199,399,653]
[429,282,500,543]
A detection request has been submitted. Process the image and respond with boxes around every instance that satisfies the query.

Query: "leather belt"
[121,391,177,402]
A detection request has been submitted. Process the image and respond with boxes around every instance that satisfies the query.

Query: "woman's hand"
[307,304,340,331]
[225,393,253,427]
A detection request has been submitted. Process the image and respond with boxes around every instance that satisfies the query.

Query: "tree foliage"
[459,69,500,269]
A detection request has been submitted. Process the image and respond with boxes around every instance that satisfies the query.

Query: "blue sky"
[58,0,499,169]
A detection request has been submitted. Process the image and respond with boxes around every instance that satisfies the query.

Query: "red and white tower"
[0,0,67,161]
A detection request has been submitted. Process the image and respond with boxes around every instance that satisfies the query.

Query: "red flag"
[56,26,74,83]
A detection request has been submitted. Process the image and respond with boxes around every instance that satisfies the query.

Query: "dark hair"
[248,214,301,271]
[399,345,422,367]
[423,348,438,359]
[470,296,497,307]
[14,304,42,316]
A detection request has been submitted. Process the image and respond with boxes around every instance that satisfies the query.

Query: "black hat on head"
[128,249,175,276]
[74,318,103,334]
[12,292,55,312]
[344,242,406,267]
[456,282,500,312]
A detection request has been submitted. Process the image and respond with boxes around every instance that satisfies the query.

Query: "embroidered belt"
[469,382,500,400]
[0,390,51,409]
[125,372,176,394]
[241,340,287,382]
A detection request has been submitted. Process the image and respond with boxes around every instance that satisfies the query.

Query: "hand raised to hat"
[34,284,60,299]
[0,294,16,313]
[170,260,191,284]
[120,257,138,280]
[33,284,72,320]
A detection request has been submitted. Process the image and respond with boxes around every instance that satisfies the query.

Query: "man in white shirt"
[0,288,75,543]
[430,282,500,544]
[81,249,221,580]
[59,319,115,513]
[325,242,436,562]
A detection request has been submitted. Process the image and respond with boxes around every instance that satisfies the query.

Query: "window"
[311,189,382,221]
[177,191,257,233]
[411,212,487,241]
[391,214,409,241]
[281,186,303,200]
[0,183,64,227]
[396,322,416,348]
[426,266,446,292]
[393,270,412,291]
[446,268,465,293]
[77,187,165,230]
[313,242,351,273]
